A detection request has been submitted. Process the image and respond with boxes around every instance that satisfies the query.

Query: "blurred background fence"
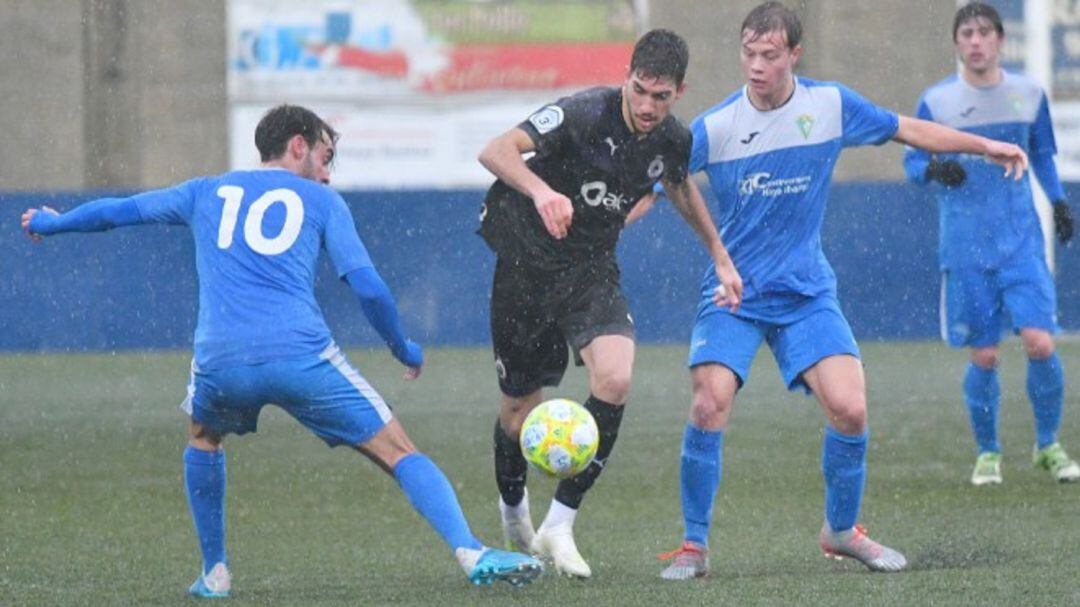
[6,183,1080,351]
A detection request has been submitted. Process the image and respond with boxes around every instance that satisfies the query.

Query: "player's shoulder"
[798,76,859,101]
[791,76,862,119]
[657,111,691,142]
[527,86,618,137]
[557,86,619,115]
[692,88,744,132]
[217,169,346,208]
[1002,69,1046,100]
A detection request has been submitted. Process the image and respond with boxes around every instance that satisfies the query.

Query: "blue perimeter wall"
[4,183,1080,352]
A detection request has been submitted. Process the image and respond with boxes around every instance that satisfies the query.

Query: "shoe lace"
[845,524,886,559]
[658,542,704,562]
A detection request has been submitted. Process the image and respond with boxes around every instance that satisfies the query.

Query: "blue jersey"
[690,77,899,321]
[903,71,1063,271]
[134,168,373,369]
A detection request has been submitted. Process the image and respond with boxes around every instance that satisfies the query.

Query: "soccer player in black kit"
[477,29,743,577]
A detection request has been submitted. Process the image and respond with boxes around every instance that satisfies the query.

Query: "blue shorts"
[688,297,860,393]
[941,256,1058,349]
[180,343,393,447]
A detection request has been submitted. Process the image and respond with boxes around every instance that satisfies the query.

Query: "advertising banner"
[230,101,549,188]
[228,0,641,187]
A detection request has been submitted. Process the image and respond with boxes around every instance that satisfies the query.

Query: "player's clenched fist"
[21,206,58,241]
[533,189,573,239]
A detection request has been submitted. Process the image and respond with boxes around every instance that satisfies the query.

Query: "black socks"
[554,395,625,509]
[494,418,528,507]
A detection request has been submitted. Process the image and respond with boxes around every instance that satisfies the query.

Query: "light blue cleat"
[188,562,231,599]
[467,548,544,587]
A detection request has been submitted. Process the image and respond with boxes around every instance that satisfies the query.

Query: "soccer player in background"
[476,29,742,578]
[21,104,542,597]
[655,2,1029,580]
[904,2,1080,485]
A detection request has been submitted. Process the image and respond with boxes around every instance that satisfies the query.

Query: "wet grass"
[2,342,1079,605]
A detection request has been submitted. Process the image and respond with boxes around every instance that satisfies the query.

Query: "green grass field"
[3,342,1079,605]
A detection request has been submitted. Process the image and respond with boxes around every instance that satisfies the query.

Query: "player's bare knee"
[824,396,867,434]
[499,418,523,439]
[1021,331,1055,360]
[500,392,541,437]
[970,347,999,369]
[689,365,736,427]
[590,369,632,405]
[690,390,731,428]
[187,420,223,450]
[359,420,416,472]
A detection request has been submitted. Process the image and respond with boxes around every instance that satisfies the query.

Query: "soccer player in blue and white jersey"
[656,2,1029,580]
[21,105,542,597]
[904,2,1080,486]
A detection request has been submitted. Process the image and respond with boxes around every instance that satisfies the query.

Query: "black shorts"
[489,255,635,397]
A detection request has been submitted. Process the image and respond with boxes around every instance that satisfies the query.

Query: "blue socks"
[821,426,867,533]
[394,453,483,552]
[184,447,484,570]
[964,363,1001,454]
[184,445,227,574]
[1028,353,1064,449]
[680,424,723,547]
[964,354,1064,452]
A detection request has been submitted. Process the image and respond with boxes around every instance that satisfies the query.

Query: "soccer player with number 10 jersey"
[21,104,542,597]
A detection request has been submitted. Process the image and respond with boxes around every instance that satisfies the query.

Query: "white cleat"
[188,562,231,598]
[499,489,536,553]
[970,452,1003,486]
[531,522,591,578]
[819,523,907,572]
[1033,443,1080,483]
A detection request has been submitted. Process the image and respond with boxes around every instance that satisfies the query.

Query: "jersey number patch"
[215,186,304,255]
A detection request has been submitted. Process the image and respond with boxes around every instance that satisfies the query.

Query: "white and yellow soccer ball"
[519,398,599,478]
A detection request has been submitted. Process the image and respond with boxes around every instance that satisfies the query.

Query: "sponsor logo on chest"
[738,172,812,197]
[580,181,629,211]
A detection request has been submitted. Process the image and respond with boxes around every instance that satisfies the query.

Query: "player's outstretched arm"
[478,127,573,239]
[21,182,199,242]
[893,115,1028,180]
[21,197,143,241]
[345,267,423,379]
[662,177,742,312]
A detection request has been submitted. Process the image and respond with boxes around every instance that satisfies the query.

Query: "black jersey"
[479,86,691,269]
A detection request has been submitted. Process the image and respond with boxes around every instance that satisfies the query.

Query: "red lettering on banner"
[330,42,631,93]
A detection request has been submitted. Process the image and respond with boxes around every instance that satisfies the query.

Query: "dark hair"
[629,29,689,86]
[741,2,802,50]
[953,2,1004,42]
[254,104,339,162]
